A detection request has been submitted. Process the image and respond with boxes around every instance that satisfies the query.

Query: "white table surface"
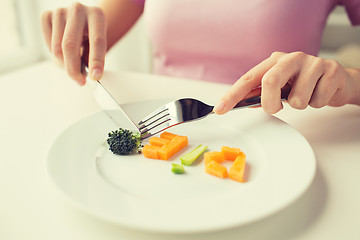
[1,61,359,240]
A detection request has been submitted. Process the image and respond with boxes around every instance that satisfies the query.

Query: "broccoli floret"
[107,128,142,155]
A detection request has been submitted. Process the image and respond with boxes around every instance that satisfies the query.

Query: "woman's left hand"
[213,51,360,115]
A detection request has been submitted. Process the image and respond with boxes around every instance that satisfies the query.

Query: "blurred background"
[0,0,359,76]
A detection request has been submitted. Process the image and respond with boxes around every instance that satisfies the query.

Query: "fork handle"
[233,87,291,109]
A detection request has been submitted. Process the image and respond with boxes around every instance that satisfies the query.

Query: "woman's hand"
[214,51,360,114]
[41,2,107,85]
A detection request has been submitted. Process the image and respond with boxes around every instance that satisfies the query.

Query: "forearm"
[346,67,360,106]
[99,0,144,51]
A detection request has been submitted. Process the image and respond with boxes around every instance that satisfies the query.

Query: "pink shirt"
[133,0,360,84]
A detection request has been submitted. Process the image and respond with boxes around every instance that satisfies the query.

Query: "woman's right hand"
[41,2,107,85]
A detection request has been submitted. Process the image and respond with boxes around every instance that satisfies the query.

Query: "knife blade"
[96,80,140,132]
[81,60,139,133]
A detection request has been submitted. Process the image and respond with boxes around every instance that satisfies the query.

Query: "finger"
[310,60,342,108]
[261,52,306,114]
[62,2,87,85]
[51,8,67,63]
[287,57,325,109]
[41,10,52,51]
[309,75,337,108]
[213,53,282,115]
[245,87,262,99]
[87,7,107,80]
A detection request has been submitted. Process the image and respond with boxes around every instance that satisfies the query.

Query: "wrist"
[346,68,360,106]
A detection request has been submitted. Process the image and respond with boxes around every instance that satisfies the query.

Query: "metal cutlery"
[138,87,291,139]
[80,60,140,132]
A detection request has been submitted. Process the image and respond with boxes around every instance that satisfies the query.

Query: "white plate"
[47,99,316,233]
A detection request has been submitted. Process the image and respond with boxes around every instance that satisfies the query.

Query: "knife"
[81,60,140,133]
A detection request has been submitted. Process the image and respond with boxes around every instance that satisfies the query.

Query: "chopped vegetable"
[180,144,208,166]
[171,163,185,174]
[142,132,188,160]
[142,145,160,159]
[204,147,247,182]
[221,146,242,161]
[158,135,188,160]
[229,153,246,182]
[205,160,228,179]
[149,137,170,147]
[160,131,178,140]
[107,128,142,155]
[204,151,225,165]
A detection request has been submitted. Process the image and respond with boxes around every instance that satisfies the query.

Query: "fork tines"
[137,106,171,137]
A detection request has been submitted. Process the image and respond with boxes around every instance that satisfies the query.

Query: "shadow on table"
[290,106,360,144]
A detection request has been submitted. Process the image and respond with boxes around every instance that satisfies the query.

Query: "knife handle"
[80,39,90,76]
[80,58,89,76]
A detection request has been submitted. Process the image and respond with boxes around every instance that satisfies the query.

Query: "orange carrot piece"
[221,146,242,161]
[229,153,246,182]
[149,137,170,147]
[160,131,178,140]
[158,135,188,160]
[205,160,228,179]
[204,151,225,165]
[142,145,161,159]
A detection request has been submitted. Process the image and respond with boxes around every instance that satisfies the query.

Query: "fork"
[138,87,291,139]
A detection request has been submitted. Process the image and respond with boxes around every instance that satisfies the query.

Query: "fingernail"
[213,101,225,114]
[77,79,85,86]
[91,68,102,80]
